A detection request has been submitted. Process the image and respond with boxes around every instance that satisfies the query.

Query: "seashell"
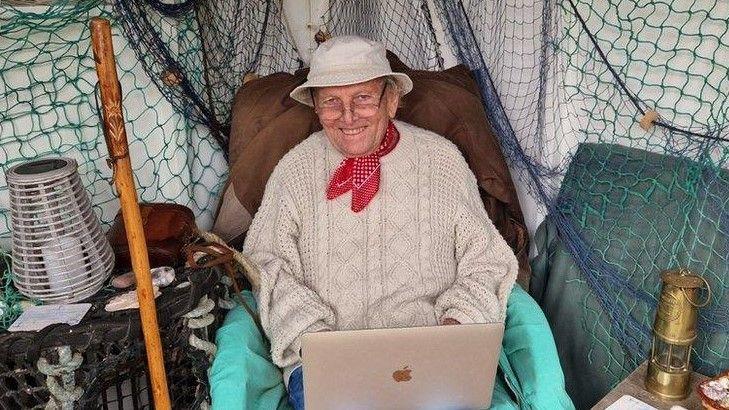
[105,286,161,312]
[111,266,175,289]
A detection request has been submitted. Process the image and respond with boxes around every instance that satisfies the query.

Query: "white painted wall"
[283,0,330,64]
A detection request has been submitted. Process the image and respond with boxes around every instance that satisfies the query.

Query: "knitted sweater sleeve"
[243,162,336,369]
[434,150,518,324]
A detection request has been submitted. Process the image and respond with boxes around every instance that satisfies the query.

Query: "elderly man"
[243,35,518,409]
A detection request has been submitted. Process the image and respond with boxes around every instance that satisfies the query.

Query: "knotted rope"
[183,295,217,358]
[37,346,83,410]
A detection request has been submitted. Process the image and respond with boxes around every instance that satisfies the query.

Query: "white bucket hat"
[289,35,413,107]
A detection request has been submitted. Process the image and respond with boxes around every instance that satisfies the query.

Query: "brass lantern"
[645,269,710,400]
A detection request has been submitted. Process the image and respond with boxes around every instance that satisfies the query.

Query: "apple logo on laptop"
[392,366,412,382]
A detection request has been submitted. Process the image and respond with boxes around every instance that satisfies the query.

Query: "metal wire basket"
[6,157,114,303]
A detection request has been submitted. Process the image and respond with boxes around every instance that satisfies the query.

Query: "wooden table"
[592,361,709,409]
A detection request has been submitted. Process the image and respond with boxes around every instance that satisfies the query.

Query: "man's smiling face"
[314,78,399,157]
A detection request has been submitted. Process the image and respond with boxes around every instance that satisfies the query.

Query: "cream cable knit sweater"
[244,120,518,377]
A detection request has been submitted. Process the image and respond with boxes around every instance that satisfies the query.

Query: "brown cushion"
[214,55,531,286]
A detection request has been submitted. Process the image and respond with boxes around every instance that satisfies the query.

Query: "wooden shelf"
[593,361,709,409]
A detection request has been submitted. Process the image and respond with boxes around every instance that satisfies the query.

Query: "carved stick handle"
[89,17,171,410]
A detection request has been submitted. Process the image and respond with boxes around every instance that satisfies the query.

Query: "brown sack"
[107,203,197,271]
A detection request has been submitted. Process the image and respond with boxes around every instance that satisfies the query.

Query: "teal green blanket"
[529,143,729,409]
[210,287,573,409]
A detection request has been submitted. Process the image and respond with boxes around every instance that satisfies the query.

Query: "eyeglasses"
[313,85,387,121]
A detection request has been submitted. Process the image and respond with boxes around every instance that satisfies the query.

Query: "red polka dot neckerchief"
[326,121,400,212]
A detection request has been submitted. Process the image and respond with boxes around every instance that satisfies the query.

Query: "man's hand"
[442,318,461,325]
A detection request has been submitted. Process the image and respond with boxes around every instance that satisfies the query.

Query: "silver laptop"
[301,323,504,410]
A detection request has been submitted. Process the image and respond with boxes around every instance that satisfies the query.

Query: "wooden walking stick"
[89,17,171,410]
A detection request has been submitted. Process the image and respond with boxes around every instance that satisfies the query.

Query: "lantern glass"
[652,336,690,371]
